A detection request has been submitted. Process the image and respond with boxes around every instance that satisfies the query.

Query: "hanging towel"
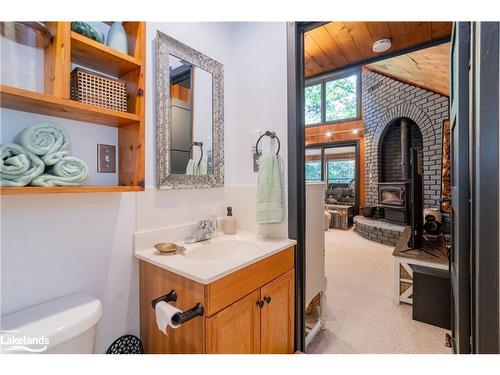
[256,154,283,224]
[16,123,71,166]
[185,159,195,175]
[1,143,45,186]
[31,156,88,187]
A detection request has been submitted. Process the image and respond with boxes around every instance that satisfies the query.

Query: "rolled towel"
[1,143,45,186]
[16,123,71,166]
[31,156,88,187]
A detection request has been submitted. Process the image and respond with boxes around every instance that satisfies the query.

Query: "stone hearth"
[354,215,405,246]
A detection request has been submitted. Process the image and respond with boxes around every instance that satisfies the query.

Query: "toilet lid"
[1,293,102,353]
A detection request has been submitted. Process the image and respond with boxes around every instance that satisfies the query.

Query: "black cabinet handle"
[263,296,271,304]
[256,300,264,308]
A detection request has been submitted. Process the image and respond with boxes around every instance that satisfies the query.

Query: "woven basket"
[71,67,127,112]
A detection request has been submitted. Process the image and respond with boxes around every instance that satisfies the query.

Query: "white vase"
[106,22,128,54]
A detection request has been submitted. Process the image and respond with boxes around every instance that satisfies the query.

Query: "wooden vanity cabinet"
[139,246,295,354]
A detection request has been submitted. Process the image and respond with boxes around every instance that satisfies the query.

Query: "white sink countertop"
[134,231,296,284]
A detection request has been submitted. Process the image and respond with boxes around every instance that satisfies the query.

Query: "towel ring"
[255,131,280,156]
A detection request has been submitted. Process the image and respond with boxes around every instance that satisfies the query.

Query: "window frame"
[305,140,360,213]
[304,67,362,127]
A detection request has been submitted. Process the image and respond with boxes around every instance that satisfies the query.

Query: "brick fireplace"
[362,70,449,212]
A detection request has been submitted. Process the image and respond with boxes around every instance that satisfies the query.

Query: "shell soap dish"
[154,242,186,256]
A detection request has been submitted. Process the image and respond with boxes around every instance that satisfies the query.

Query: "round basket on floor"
[106,335,144,354]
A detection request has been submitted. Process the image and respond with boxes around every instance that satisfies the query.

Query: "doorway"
[287,21,499,354]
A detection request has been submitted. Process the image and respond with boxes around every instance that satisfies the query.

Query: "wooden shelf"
[1,22,146,195]
[70,32,142,77]
[0,185,144,195]
[0,84,140,127]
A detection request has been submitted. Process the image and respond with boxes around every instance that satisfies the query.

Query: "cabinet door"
[261,269,295,354]
[206,289,261,354]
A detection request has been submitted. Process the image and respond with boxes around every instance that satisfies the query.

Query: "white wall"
[225,22,288,237]
[0,22,288,352]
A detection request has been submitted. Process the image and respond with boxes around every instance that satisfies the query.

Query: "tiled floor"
[306,228,450,354]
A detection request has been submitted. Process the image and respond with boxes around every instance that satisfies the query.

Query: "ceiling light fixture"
[326,131,332,137]
[352,129,359,134]
[373,39,391,53]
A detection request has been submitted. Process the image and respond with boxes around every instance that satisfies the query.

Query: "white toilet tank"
[1,293,103,354]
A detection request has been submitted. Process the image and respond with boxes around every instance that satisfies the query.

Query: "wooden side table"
[392,227,449,304]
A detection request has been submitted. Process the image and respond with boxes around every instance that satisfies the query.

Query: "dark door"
[449,22,471,354]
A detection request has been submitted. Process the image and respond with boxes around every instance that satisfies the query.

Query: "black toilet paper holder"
[151,290,204,325]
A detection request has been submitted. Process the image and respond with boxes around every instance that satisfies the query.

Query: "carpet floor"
[306,228,450,354]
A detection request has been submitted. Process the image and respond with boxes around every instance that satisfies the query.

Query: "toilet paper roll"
[155,301,182,335]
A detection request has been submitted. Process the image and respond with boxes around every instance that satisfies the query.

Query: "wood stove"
[378,181,410,224]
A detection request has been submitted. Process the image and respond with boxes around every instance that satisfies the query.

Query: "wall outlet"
[97,144,116,173]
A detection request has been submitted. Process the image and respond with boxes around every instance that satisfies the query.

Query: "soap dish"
[154,243,186,256]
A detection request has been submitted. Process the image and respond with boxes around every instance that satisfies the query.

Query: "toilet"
[1,293,103,354]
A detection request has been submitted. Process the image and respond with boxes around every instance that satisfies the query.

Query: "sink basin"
[183,240,260,260]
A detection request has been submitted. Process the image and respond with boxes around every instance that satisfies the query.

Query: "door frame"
[470,21,499,353]
[305,140,361,213]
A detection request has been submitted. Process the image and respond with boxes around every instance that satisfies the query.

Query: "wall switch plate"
[97,144,116,173]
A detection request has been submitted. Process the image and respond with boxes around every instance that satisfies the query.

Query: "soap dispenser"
[223,207,237,235]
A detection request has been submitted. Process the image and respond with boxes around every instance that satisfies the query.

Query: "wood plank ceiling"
[365,42,451,96]
[304,22,452,77]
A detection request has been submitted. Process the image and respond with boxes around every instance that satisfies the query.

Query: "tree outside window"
[325,75,357,122]
[327,159,355,184]
[305,161,322,181]
[304,84,321,125]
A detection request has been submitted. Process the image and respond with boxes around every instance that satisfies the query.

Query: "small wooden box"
[70,67,127,112]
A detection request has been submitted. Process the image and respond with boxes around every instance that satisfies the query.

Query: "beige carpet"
[306,228,451,354]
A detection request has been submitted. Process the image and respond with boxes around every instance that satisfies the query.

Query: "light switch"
[97,144,116,173]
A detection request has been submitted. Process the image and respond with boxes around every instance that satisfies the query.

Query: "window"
[304,83,321,125]
[327,159,355,184]
[304,69,360,126]
[305,161,322,181]
[325,75,358,122]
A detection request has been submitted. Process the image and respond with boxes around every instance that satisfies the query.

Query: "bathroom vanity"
[135,233,295,354]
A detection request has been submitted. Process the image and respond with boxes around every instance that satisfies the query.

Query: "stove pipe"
[400,118,410,180]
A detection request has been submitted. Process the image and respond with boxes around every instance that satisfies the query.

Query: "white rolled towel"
[31,156,88,187]
[16,123,71,166]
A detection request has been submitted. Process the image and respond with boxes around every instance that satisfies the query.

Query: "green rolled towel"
[1,143,45,186]
[256,154,284,224]
[31,156,88,187]
[16,123,71,166]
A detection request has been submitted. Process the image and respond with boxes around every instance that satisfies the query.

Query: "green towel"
[256,154,283,224]
[16,123,70,166]
[185,159,196,175]
[1,143,45,186]
[31,156,88,187]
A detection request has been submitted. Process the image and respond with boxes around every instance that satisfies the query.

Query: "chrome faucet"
[185,220,215,244]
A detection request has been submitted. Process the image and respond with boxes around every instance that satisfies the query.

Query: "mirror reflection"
[169,54,213,175]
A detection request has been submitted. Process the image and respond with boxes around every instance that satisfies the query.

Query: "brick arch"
[373,103,436,150]
[367,103,441,209]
